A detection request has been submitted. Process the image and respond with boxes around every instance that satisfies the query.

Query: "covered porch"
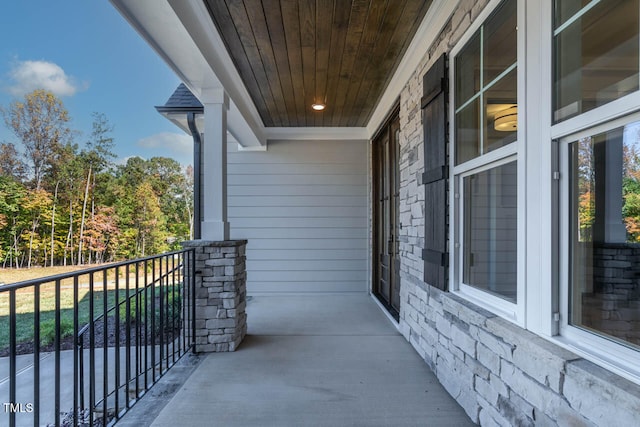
[117,293,475,426]
[108,0,640,425]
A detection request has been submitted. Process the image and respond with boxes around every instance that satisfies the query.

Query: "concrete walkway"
[121,294,475,427]
[0,345,167,426]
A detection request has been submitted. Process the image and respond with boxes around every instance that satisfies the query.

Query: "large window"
[447,0,640,381]
[463,161,518,302]
[455,0,517,164]
[568,122,640,351]
[453,0,520,315]
[555,0,640,377]
[554,0,640,122]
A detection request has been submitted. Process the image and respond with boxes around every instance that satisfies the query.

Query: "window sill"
[552,329,640,386]
[454,284,522,327]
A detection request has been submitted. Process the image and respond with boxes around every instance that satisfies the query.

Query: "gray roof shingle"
[156,83,203,112]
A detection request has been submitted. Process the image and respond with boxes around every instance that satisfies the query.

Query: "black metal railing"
[0,248,196,427]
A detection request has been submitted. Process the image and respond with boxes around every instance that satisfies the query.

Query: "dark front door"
[373,112,401,319]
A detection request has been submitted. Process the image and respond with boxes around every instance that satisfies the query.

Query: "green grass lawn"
[0,286,140,350]
[0,266,182,352]
[0,265,95,286]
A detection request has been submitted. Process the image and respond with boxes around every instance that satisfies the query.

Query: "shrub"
[118,293,144,324]
[40,318,74,346]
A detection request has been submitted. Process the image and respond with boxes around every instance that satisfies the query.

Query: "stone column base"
[182,240,247,352]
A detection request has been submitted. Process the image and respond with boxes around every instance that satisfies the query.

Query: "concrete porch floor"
[119,294,476,427]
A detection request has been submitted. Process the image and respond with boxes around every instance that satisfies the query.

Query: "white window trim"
[556,112,640,384]
[452,143,517,176]
[447,0,640,384]
[519,0,556,337]
[549,0,640,383]
[456,155,520,322]
[449,0,526,326]
[552,92,640,141]
[457,154,519,321]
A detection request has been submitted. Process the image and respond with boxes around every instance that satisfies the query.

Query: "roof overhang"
[155,107,203,135]
[110,0,457,143]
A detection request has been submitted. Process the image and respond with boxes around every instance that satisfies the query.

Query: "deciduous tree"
[1,89,71,190]
[0,142,27,181]
[0,176,27,267]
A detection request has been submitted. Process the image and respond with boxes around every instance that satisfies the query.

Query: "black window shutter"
[421,53,448,291]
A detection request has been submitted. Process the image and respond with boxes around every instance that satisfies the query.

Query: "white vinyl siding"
[227,139,368,294]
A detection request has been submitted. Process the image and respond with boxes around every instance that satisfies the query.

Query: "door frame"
[372,105,401,320]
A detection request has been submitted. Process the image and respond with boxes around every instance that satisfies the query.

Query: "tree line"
[575,133,640,243]
[0,89,193,268]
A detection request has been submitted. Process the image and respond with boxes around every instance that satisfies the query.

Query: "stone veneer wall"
[396,1,640,425]
[182,240,247,352]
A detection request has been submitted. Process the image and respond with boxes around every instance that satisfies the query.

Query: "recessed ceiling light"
[312,103,325,111]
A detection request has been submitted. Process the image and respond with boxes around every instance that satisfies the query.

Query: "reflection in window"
[554,0,639,122]
[455,0,517,165]
[485,69,518,153]
[570,122,640,349]
[463,161,518,302]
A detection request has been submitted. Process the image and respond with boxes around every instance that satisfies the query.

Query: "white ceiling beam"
[110,0,265,148]
[265,127,368,141]
[167,0,265,147]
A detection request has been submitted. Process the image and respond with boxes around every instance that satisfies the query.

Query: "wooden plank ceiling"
[204,0,433,127]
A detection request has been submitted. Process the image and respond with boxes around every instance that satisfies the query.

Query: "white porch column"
[201,89,230,240]
[594,132,626,243]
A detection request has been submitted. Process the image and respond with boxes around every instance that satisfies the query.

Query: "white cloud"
[137,132,193,166]
[6,60,87,97]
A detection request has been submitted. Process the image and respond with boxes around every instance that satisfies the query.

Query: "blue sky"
[0,1,193,168]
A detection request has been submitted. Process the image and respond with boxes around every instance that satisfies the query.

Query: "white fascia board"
[166,0,266,147]
[366,0,458,136]
[266,127,369,141]
[227,99,263,147]
[157,112,192,135]
[159,113,208,139]
[109,0,221,97]
[110,0,265,148]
